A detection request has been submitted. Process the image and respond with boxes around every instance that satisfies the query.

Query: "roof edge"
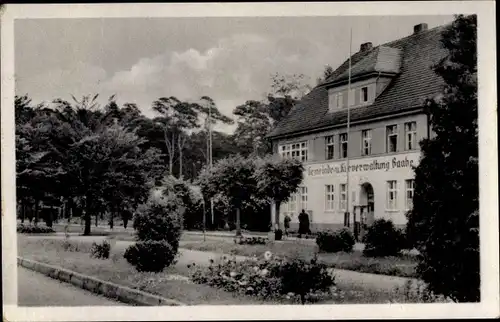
[323,71,399,89]
[267,106,425,141]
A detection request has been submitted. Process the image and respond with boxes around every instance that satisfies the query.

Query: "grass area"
[17,235,424,304]
[180,240,418,278]
[18,236,274,305]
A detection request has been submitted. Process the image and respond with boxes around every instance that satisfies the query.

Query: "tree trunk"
[300,293,306,305]
[84,206,91,236]
[169,133,175,175]
[47,205,53,228]
[178,135,183,179]
[95,212,98,227]
[21,201,26,223]
[274,201,281,230]
[235,208,242,237]
[109,209,114,230]
[34,199,39,226]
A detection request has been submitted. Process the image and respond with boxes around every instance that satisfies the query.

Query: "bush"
[190,251,335,304]
[392,280,454,303]
[133,191,183,252]
[235,236,268,245]
[363,219,405,257]
[123,240,176,272]
[316,228,355,253]
[17,224,55,234]
[90,240,111,259]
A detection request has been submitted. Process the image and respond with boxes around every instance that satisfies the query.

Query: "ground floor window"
[386,180,398,210]
[325,185,335,211]
[405,179,415,210]
[339,184,347,211]
[300,186,308,211]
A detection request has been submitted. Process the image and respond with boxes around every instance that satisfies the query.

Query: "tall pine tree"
[406,15,479,302]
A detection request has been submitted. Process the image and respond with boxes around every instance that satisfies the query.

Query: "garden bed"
[180,240,418,278]
[17,236,272,305]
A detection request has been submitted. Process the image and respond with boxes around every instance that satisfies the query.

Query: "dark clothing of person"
[298,211,311,237]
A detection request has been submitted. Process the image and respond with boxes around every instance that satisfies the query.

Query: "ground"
[18,267,122,306]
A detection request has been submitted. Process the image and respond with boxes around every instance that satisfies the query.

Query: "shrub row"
[316,228,355,253]
[235,236,268,245]
[189,252,335,304]
[17,224,55,234]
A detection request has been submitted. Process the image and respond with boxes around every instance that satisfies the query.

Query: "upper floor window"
[361,87,369,103]
[361,129,372,156]
[336,92,344,108]
[386,125,398,153]
[325,135,335,160]
[339,133,348,158]
[405,122,417,151]
[348,89,355,107]
[280,142,308,162]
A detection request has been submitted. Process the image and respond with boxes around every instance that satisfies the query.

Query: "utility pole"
[346,27,353,230]
[208,100,214,229]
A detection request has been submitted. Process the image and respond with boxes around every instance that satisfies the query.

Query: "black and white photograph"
[1,2,498,321]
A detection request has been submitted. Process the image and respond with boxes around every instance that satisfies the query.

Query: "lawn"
[18,236,270,305]
[180,239,418,278]
[17,235,424,304]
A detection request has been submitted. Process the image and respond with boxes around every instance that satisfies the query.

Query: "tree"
[316,65,335,85]
[254,156,304,230]
[197,155,257,236]
[232,73,310,157]
[406,15,478,302]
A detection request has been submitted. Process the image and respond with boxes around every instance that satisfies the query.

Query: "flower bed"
[189,251,336,304]
[180,240,418,278]
[17,223,55,234]
[234,236,268,245]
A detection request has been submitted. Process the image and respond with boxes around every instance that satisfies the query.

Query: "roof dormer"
[326,44,402,112]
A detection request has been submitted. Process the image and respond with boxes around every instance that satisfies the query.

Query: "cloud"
[17,32,339,132]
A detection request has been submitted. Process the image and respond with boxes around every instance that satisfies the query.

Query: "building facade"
[267,22,448,234]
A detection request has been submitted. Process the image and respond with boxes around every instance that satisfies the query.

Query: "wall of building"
[274,112,429,231]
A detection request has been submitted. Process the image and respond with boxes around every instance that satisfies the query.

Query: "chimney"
[360,42,373,52]
[413,23,428,34]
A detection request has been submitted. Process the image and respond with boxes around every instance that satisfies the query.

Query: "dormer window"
[336,92,344,108]
[361,87,369,103]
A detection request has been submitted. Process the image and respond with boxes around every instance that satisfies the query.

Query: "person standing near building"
[284,214,291,238]
[298,209,310,238]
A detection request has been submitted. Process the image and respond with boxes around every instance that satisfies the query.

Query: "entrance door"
[361,183,375,226]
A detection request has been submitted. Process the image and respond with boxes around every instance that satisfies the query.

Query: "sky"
[15,15,454,133]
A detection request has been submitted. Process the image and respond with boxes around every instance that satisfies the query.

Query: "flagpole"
[346,27,352,229]
[208,101,214,229]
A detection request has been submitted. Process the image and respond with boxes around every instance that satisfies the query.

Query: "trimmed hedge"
[363,219,405,257]
[316,228,355,253]
[124,240,176,272]
[17,224,55,234]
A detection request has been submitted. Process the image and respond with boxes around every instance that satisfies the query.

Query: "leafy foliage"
[362,219,404,257]
[17,224,55,234]
[406,15,479,302]
[190,252,334,304]
[123,240,176,272]
[235,236,268,245]
[316,229,355,253]
[90,240,111,259]
[132,191,183,253]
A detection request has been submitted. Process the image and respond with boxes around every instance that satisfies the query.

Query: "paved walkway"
[18,266,124,306]
[22,234,418,293]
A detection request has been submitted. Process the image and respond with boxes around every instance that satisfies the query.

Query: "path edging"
[17,257,186,306]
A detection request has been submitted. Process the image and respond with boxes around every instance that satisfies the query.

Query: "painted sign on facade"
[306,154,420,177]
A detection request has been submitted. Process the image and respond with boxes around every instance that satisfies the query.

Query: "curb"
[17,257,186,306]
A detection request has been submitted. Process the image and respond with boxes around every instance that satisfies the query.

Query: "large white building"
[267,22,448,236]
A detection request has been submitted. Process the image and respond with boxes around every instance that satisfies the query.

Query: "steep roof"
[268,24,449,139]
[327,46,403,85]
